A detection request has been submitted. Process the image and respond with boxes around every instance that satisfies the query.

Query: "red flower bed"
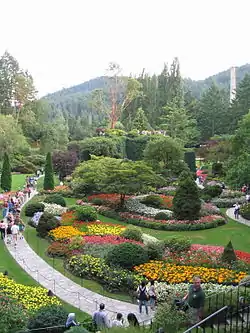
[191,244,250,264]
[61,211,78,225]
[83,235,143,245]
[159,195,173,209]
[119,212,224,225]
[88,193,130,202]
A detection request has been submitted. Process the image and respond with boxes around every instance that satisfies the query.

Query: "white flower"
[41,202,67,216]
[142,233,159,245]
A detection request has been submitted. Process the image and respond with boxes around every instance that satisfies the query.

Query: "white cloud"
[1,0,250,96]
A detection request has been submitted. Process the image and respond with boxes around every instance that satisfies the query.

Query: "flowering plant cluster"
[83,235,143,245]
[48,226,84,241]
[42,185,70,193]
[61,211,79,225]
[211,197,246,208]
[200,202,221,216]
[85,222,125,236]
[0,273,60,312]
[159,195,173,209]
[220,190,243,198]
[42,202,67,216]
[125,196,173,218]
[133,261,246,284]
[31,211,43,227]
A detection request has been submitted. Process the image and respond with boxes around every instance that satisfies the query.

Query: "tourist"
[18,220,25,239]
[0,220,6,240]
[137,280,149,315]
[112,313,124,327]
[233,202,240,219]
[65,313,79,329]
[6,222,12,244]
[92,303,110,330]
[183,276,205,324]
[148,280,156,311]
[11,222,19,246]
[127,313,139,327]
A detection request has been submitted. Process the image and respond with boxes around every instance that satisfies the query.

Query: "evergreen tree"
[132,107,148,132]
[0,152,12,192]
[43,152,54,190]
[221,241,237,264]
[173,171,201,220]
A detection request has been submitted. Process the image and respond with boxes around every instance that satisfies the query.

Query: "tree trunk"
[120,193,126,208]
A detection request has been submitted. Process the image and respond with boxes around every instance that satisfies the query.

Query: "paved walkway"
[226,208,250,227]
[5,189,153,324]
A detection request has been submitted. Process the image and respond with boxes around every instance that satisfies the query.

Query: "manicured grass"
[63,198,250,252]
[11,173,30,191]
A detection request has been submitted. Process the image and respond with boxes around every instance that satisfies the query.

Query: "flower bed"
[84,222,125,236]
[66,255,142,292]
[211,197,246,208]
[49,226,84,241]
[0,273,60,312]
[200,202,221,216]
[42,202,67,216]
[83,235,143,245]
[61,211,78,225]
[133,261,246,284]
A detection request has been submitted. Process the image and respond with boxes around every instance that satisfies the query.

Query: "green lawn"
[11,173,30,191]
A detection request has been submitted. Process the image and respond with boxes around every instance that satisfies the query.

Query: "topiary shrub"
[105,243,148,269]
[173,171,201,220]
[164,237,191,253]
[121,226,142,241]
[44,194,66,207]
[221,241,237,264]
[1,152,12,192]
[75,206,97,222]
[25,202,45,217]
[154,212,170,220]
[239,203,250,220]
[141,195,163,208]
[203,185,223,198]
[37,212,60,238]
[27,305,67,333]
[145,242,164,260]
[43,152,55,190]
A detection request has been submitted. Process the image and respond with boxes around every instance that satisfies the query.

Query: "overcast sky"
[1,0,249,96]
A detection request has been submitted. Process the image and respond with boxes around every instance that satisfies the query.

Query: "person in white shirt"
[11,223,19,246]
[112,313,124,327]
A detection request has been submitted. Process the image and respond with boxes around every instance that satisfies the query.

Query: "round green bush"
[121,225,142,241]
[239,203,250,220]
[154,212,170,220]
[90,198,104,206]
[141,195,163,208]
[75,206,97,222]
[25,202,45,217]
[145,242,164,260]
[164,236,191,253]
[37,212,60,238]
[203,185,223,198]
[105,243,148,269]
[28,305,67,332]
[44,194,66,207]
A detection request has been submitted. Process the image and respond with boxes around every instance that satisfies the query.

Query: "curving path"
[4,189,153,325]
[226,208,250,227]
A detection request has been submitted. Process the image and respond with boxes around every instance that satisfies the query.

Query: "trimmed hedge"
[25,202,45,217]
[44,194,66,207]
[125,136,149,161]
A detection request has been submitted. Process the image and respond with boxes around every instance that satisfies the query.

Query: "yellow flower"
[49,226,84,241]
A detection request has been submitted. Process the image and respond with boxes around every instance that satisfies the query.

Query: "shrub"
[173,171,201,220]
[239,203,250,220]
[154,212,170,220]
[75,206,97,222]
[145,242,164,260]
[28,305,68,333]
[212,162,224,176]
[221,241,237,264]
[1,152,11,192]
[68,235,85,251]
[25,202,45,217]
[43,152,55,190]
[44,194,66,207]
[211,197,246,208]
[164,237,191,253]
[184,151,196,173]
[105,243,148,269]
[37,212,60,238]
[91,198,104,205]
[121,226,142,241]
[141,195,163,208]
[83,243,115,259]
[203,185,223,198]
[47,242,70,258]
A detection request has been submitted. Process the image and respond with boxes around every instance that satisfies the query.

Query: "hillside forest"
[1,51,250,188]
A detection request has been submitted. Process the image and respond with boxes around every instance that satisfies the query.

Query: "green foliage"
[0,292,28,333]
[120,226,142,241]
[80,137,120,160]
[28,305,68,333]
[125,136,149,161]
[203,185,223,198]
[44,194,66,207]
[221,241,237,264]
[25,202,45,217]
[1,152,12,191]
[154,212,170,220]
[141,195,163,208]
[212,162,224,176]
[68,327,90,333]
[226,153,250,187]
[37,212,60,238]
[163,236,191,253]
[90,198,104,205]
[105,243,148,269]
[132,107,149,132]
[173,171,201,220]
[83,243,115,259]
[43,152,55,190]
[75,206,97,222]
[184,151,196,173]
[145,242,164,260]
[240,203,250,220]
